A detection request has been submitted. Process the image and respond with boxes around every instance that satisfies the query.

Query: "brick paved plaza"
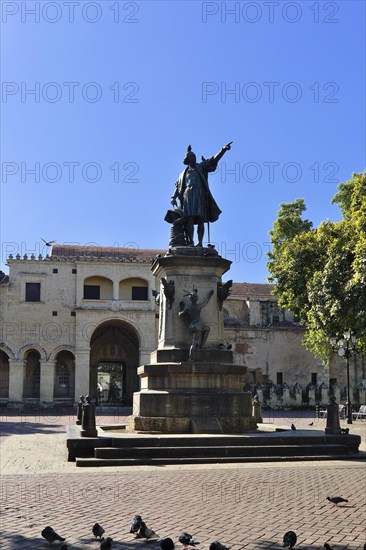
[1,410,365,550]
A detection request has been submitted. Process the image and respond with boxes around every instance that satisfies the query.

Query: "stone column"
[307,385,317,406]
[8,359,23,402]
[113,280,119,300]
[282,383,291,407]
[139,348,151,367]
[319,382,329,405]
[357,385,366,405]
[40,360,54,403]
[74,349,90,402]
[293,383,303,406]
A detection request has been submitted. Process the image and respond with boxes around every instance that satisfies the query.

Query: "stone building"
[0,245,365,409]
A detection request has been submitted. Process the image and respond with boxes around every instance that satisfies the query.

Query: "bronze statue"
[217,279,233,310]
[170,142,233,247]
[179,288,214,357]
[161,277,175,309]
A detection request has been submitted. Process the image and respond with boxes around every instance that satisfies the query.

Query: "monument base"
[129,359,257,434]
[129,413,256,434]
[129,249,256,434]
[80,429,98,438]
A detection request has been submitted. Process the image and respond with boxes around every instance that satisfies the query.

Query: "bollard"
[81,395,98,437]
[252,394,263,423]
[76,395,85,425]
[325,395,341,435]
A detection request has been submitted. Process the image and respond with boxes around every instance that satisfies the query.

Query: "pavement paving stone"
[1,411,365,550]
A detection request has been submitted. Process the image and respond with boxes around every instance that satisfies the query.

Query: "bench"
[352,405,366,420]
[317,404,346,419]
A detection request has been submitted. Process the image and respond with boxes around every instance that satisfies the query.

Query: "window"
[72,269,77,274]
[53,268,58,274]
[330,377,337,387]
[25,282,41,302]
[56,364,69,385]
[84,285,100,299]
[276,372,283,385]
[311,373,317,385]
[132,286,148,300]
[52,311,58,316]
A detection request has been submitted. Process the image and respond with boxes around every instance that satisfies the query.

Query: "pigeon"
[291,424,296,431]
[326,496,348,506]
[41,238,56,247]
[282,531,297,549]
[41,527,65,544]
[100,537,113,550]
[324,544,333,550]
[210,542,230,550]
[139,521,158,540]
[161,538,175,550]
[130,515,143,535]
[92,523,105,539]
[179,533,200,548]
[309,422,314,426]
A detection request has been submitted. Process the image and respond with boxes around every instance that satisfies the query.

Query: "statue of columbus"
[170,142,232,247]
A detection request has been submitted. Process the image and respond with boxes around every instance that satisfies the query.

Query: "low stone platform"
[66,424,362,466]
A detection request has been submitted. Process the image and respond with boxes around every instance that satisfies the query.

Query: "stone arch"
[0,344,15,360]
[17,344,47,361]
[23,349,41,399]
[53,350,75,400]
[0,350,10,398]
[49,345,75,362]
[119,277,149,301]
[89,319,140,405]
[83,275,113,300]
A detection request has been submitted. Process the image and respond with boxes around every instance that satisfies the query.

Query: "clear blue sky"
[1,0,365,283]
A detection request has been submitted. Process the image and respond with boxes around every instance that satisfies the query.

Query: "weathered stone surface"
[152,252,231,350]
[139,361,245,391]
[128,415,191,433]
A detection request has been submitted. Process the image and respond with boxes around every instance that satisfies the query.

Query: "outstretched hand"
[223,141,233,151]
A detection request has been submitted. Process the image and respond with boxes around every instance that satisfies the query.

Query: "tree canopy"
[267,172,366,362]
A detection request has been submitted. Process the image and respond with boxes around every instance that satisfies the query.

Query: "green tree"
[267,172,366,362]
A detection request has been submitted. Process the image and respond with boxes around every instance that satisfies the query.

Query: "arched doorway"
[23,350,40,399]
[89,320,140,406]
[54,350,75,400]
[0,351,10,399]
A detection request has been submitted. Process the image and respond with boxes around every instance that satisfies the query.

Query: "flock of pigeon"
[41,498,362,550]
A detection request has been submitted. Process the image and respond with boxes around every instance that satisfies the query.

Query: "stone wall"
[245,381,366,410]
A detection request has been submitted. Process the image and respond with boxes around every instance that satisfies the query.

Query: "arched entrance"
[89,320,140,406]
[0,351,9,399]
[54,350,75,400]
[23,350,40,399]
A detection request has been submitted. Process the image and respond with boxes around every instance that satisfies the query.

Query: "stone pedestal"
[129,247,257,434]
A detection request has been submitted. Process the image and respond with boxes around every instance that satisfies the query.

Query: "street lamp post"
[330,331,359,425]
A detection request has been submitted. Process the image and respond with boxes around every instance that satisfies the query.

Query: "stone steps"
[67,424,362,466]
[76,449,359,467]
[105,434,352,448]
[93,443,347,460]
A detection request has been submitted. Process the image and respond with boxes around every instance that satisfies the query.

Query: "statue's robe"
[174,158,221,223]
